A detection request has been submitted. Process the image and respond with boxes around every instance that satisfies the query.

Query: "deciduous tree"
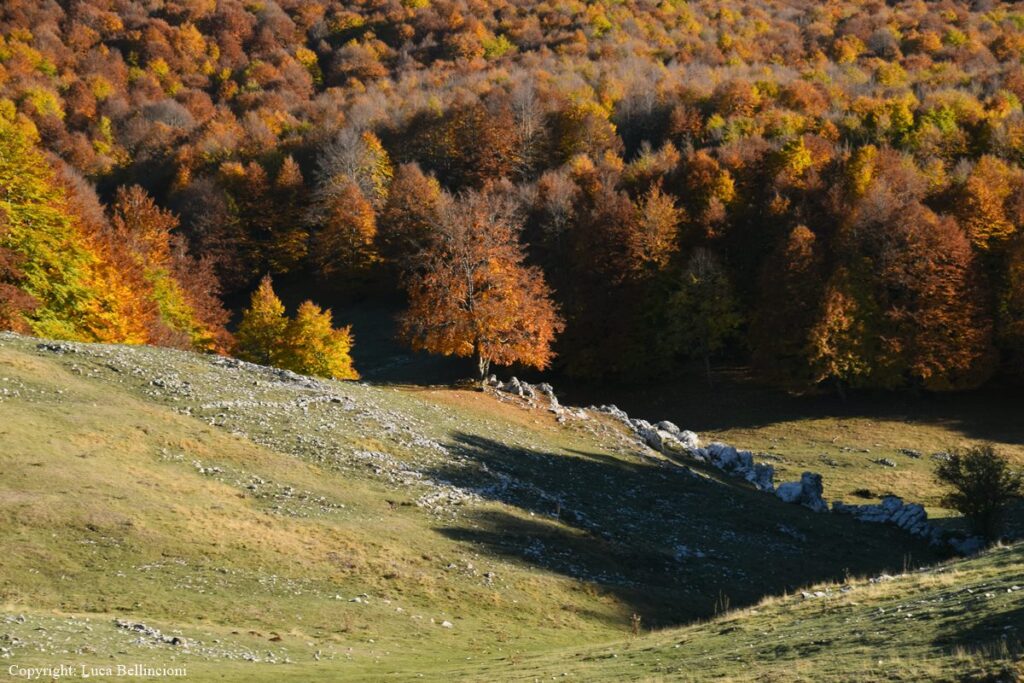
[376,163,443,280]
[666,248,742,386]
[310,177,378,281]
[0,212,37,332]
[234,274,288,366]
[936,445,1023,541]
[399,187,564,379]
[267,156,309,273]
[282,301,359,380]
[752,225,825,385]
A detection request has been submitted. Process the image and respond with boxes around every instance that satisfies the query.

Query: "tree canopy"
[6,0,1024,386]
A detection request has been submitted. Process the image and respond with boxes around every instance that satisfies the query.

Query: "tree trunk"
[474,343,490,383]
[834,377,847,401]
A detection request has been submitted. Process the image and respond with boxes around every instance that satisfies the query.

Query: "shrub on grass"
[935,445,1023,541]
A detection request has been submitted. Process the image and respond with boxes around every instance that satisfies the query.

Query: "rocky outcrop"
[631,419,697,457]
[536,383,559,408]
[594,406,776,493]
[774,472,828,512]
[584,401,984,555]
[699,442,776,493]
[492,376,535,399]
[833,496,941,542]
[489,375,564,407]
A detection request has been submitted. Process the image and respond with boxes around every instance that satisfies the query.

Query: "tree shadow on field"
[935,602,1024,657]
[932,547,1024,664]
[429,432,942,628]
[556,369,1024,449]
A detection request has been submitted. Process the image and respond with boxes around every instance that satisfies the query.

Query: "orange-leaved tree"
[399,186,564,380]
[111,185,230,352]
[376,162,443,280]
[0,212,37,332]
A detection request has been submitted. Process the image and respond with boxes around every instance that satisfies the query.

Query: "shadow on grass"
[556,369,1024,448]
[429,432,942,628]
[933,597,1023,664]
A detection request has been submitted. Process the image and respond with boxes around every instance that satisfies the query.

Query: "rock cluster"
[491,376,535,398]
[113,620,187,647]
[487,375,591,421]
[487,374,558,404]
[701,442,776,493]
[635,419,700,455]
[36,342,77,354]
[594,405,775,492]
[833,496,942,544]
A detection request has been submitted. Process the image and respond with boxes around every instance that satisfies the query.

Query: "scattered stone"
[872,458,897,468]
[113,620,187,647]
[899,448,922,459]
[36,342,76,354]
[673,544,706,560]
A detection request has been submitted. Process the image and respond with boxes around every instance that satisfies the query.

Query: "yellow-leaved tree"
[234,275,358,380]
[234,275,289,366]
[282,301,359,380]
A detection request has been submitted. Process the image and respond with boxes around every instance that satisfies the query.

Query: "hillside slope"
[0,334,1015,680]
[446,543,1024,682]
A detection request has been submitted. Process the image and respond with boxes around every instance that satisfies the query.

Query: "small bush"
[935,445,1022,541]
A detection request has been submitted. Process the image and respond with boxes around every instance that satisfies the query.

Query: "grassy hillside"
[447,543,1024,682]
[0,333,1019,681]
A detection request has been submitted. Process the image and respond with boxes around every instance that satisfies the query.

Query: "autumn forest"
[4,0,1024,391]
